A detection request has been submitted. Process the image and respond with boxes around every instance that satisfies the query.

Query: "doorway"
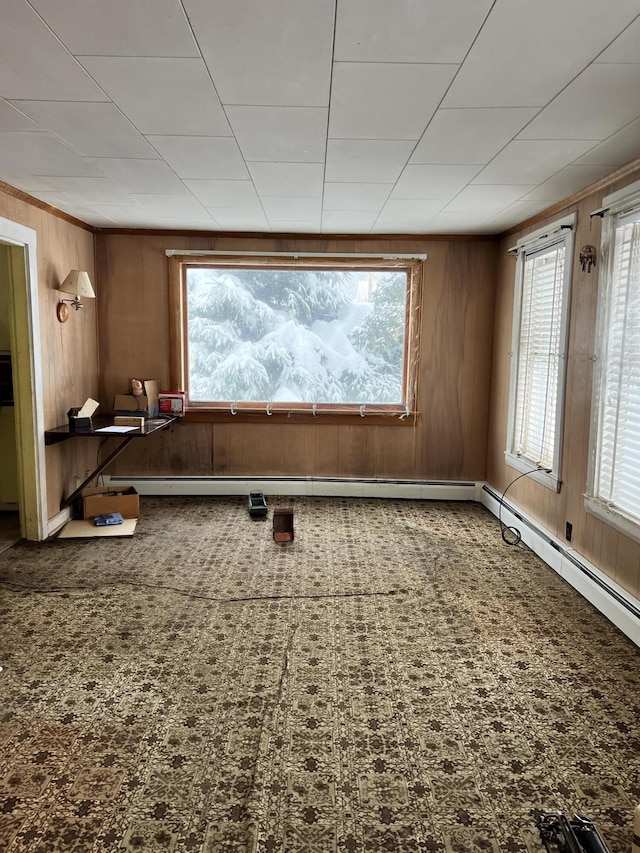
[0,218,46,541]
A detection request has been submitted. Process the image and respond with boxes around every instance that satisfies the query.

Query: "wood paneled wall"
[486,164,640,602]
[95,234,497,482]
[0,188,98,519]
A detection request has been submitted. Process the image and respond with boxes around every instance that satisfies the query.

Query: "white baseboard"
[108,476,479,502]
[47,506,71,538]
[480,484,640,648]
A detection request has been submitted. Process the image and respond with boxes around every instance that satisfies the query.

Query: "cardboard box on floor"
[113,379,159,418]
[82,486,139,520]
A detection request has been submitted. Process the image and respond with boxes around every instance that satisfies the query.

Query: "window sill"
[504,452,560,492]
[183,409,417,427]
[584,495,640,545]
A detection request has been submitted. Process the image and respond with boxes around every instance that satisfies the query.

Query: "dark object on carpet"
[273,506,294,541]
[537,811,611,852]
[248,490,268,518]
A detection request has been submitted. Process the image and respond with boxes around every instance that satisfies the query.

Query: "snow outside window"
[586,190,640,541]
[174,258,421,417]
[505,217,574,491]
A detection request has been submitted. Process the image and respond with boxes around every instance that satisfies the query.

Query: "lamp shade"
[57,270,95,299]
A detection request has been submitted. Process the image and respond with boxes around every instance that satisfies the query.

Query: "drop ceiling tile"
[325,140,415,183]
[132,193,212,219]
[86,206,156,226]
[321,210,378,232]
[391,165,481,199]
[86,207,162,227]
[183,0,334,106]
[522,164,615,201]
[485,199,551,231]
[0,131,101,177]
[9,101,157,158]
[0,156,55,192]
[86,158,188,194]
[79,213,120,227]
[443,0,640,107]
[268,220,321,233]
[518,64,640,142]
[79,57,231,136]
[156,218,219,230]
[376,199,446,226]
[472,139,598,185]
[29,193,101,221]
[323,183,392,210]
[596,15,640,62]
[261,197,322,221]
[206,208,270,231]
[428,211,495,233]
[29,0,199,57]
[334,0,493,63]
[0,99,42,131]
[444,184,534,214]
[44,177,134,204]
[0,0,107,101]
[226,106,327,162]
[329,63,456,140]
[575,118,640,166]
[247,163,324,198]
[145,137,249,180]
[410,108,538,164]
[184,180,260,208]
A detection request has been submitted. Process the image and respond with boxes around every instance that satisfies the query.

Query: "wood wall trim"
[96,226,498,242]
[499,156,640,239]
[182,411,417,427]
[0,180,95,233]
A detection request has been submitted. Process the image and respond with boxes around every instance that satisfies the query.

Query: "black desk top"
[45,415,177,445]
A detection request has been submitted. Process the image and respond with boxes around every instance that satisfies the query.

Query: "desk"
[45,416,177,509]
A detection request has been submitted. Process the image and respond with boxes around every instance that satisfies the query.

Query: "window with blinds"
[587,198,640,533]
[505,217,574,490]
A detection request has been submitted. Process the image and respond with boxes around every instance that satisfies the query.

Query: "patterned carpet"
[0,497,638,852]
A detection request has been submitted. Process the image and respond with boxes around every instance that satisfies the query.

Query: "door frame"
[0,217,46,540]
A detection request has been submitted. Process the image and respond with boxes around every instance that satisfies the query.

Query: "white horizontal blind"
[594,208,640,520]
[512,241,565,469]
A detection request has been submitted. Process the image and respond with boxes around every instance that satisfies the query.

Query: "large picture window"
[505,216,574,490]
[168,254,422,421]
[586,182,640,540]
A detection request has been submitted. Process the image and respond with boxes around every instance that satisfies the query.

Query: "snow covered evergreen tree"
[186,266,406,404]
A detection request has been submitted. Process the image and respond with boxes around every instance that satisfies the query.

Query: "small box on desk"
[67,408,92,431]
[82,486,139,520]
[114,416,145,428]
[159,391,186,417]
[67,398,99,432]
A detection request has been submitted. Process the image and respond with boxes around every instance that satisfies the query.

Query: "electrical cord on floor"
[0,578,403,603]
[498,465,552,546]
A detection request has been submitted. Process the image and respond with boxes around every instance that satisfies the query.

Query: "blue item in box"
[94,512,124,527]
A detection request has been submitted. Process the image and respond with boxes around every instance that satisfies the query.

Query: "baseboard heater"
[108,475,478,502]
[480,483,640,649]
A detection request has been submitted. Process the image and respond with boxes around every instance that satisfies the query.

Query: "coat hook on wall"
[579,245,597,273]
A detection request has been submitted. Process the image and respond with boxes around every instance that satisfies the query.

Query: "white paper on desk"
[78,398,100,418]
[94,425,137,434]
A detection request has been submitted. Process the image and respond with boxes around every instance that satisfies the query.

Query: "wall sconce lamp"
[56,270,95,323]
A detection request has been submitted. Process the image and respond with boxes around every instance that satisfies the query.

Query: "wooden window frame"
[168,254,422,426]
